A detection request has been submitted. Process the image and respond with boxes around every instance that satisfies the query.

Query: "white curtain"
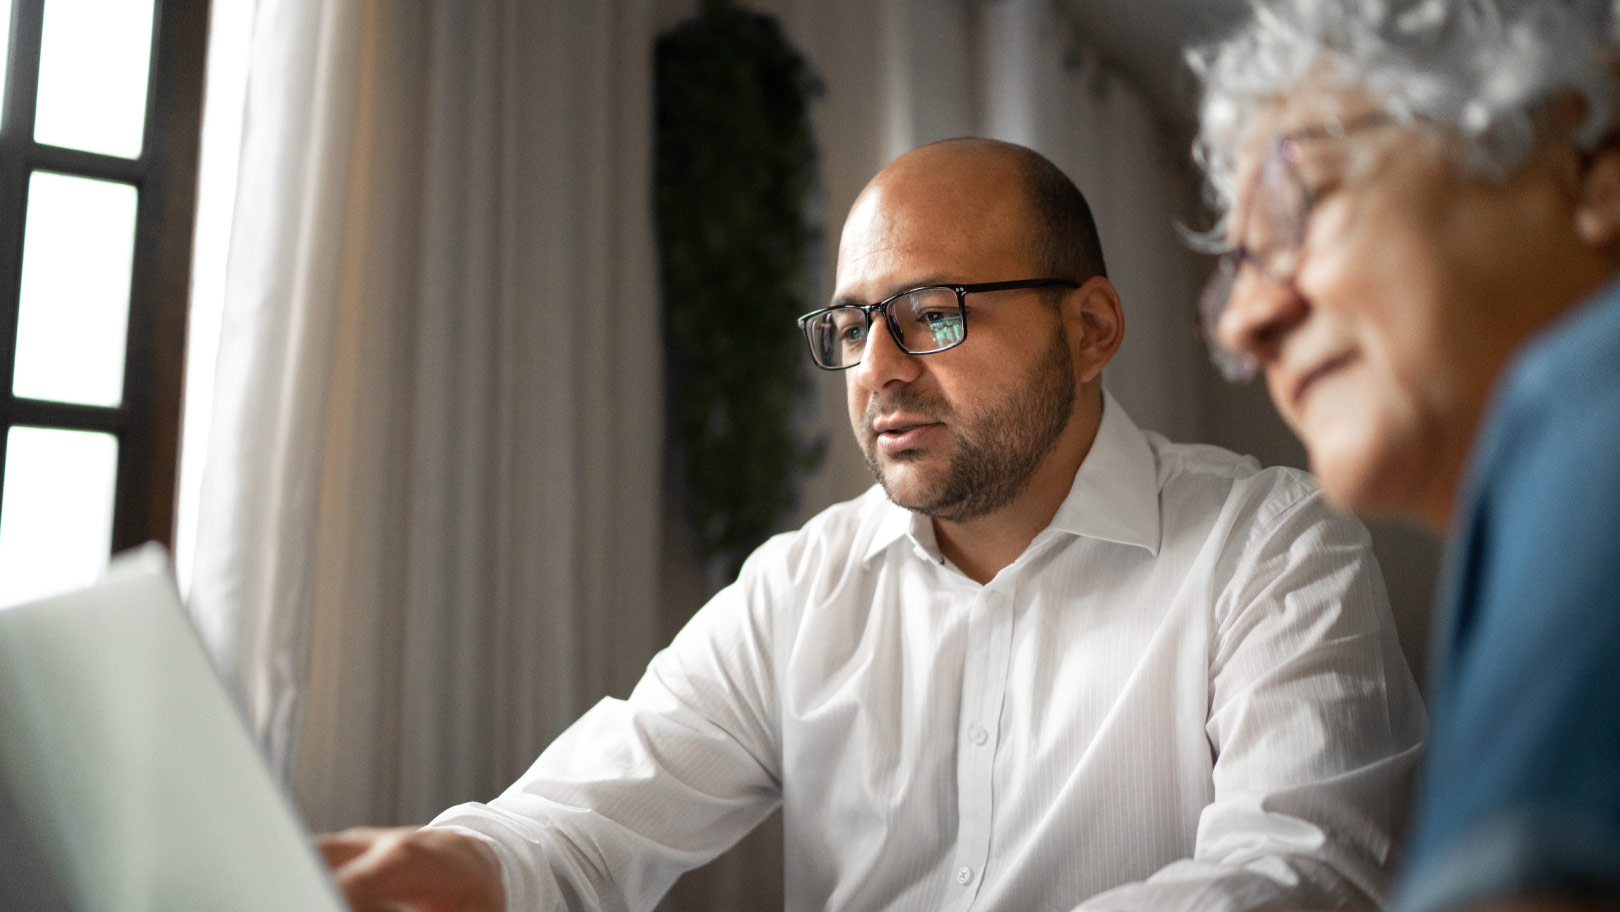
[181,0,661,831]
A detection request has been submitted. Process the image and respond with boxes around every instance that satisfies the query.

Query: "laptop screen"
[0,544,347,912]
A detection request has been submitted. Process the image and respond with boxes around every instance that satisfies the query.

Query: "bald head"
[851,138,1108,284]
[834,138,1127,540]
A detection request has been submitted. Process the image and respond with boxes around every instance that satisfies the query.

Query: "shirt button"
[968,724,989,746]
[956,866,974,885]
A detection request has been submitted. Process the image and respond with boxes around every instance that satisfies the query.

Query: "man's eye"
[926,314,964,346]
[839,323,867,344]
[918,310,951,325]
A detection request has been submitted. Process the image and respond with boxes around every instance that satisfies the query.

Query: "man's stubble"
[861,327,1077,523]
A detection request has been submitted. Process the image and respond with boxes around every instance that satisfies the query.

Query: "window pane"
[33,0,155,158]
[13,171,138,407]
[0,427,119,608]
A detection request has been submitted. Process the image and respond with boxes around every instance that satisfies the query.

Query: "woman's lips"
[1291,351,1358,410]
[875,422,942,455]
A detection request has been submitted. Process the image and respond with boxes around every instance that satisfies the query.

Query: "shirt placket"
[945,581,1015,911]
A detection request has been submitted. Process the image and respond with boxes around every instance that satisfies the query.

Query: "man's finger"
[315,826,404,871]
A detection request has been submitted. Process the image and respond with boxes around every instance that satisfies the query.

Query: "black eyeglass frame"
[796,278,1079,371]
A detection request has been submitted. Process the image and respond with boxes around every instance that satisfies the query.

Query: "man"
[322,138,1424,911]
[1190,2,1620,911]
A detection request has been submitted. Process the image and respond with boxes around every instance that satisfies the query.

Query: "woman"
[1189,2,1620,911]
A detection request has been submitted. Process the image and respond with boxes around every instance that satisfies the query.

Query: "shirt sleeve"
[1394,381,1620,912]
[427,538,792,912]
[1077,484,1428,912]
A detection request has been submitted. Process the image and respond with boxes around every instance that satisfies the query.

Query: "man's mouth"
[870,415,943,456]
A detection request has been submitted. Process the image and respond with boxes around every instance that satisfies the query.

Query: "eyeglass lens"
[1254,138,1309,268]
[1200,137,1309,381]
[806,287,965,369]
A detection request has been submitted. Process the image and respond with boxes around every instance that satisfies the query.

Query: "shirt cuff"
[427,803,528,911]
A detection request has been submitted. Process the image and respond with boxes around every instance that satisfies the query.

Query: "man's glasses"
[797,278,1078,371]
[1199,114,1390,382]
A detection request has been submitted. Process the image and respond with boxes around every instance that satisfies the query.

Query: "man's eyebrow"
[828,276,961,310]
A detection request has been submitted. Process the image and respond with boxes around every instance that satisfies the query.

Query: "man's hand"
[317,825,506,912]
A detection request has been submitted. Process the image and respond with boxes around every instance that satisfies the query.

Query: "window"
[0,0,206,606]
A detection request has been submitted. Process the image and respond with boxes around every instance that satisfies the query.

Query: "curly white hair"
[1189,0,1620,233]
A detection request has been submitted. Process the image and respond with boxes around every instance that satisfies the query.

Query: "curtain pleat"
[185,0,661,832]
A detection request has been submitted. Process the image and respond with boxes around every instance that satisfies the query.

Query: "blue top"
[1395,277,1620,912]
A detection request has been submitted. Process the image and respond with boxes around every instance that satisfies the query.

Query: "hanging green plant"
[654,0,826,577]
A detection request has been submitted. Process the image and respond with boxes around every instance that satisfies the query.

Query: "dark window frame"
[0,0,208,553]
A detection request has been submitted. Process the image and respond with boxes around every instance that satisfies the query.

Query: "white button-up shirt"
[434,394,1426,912]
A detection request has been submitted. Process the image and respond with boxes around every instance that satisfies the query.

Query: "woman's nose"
[1216,264,1309,372]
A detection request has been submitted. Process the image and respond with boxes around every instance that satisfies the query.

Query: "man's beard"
[861,330,1076,523]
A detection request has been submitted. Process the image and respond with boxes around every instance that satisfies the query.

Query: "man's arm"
[320,534,796,912]
[1077,482,1427,912]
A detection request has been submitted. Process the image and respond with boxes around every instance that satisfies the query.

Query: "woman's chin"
[1306,430,1425,522]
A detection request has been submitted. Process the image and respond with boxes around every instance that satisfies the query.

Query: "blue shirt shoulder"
[1397,279,1620,912]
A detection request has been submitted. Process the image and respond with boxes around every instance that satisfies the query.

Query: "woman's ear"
[1571,59,1620,249]
[1065,276,1125,384]
[1576,147,1620,248]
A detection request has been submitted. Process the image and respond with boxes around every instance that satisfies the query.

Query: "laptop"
[0,544,348,911]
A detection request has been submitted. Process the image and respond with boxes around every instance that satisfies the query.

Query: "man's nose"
[1216,267,1309,370]
[852,313,922,392]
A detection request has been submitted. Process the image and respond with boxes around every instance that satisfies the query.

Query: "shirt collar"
[1045,390,1162,555]
[862,491,920,565]
[860,390,1162,565]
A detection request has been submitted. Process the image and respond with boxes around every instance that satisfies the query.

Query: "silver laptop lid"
[0,544,347,912]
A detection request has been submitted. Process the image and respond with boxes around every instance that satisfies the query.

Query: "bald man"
[321,140,1425,912]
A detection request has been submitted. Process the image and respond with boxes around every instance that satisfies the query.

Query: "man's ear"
[1064,276,1125,384]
